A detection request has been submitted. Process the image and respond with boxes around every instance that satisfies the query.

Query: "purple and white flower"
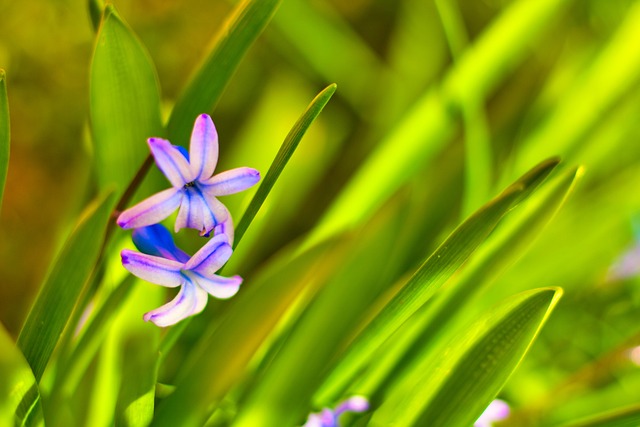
[121,224,242,327]
[303,396,369,427]
[117,114,260,236]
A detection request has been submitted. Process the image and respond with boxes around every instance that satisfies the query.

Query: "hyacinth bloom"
[121,224,242,327]
[117,114,260,236]
[303,396,369,427]
[474,399,510,427]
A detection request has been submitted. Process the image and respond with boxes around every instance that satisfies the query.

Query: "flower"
[474,399,510,427]
[121,223,242,327]
[117,114,260,236]
[303,396,369,427]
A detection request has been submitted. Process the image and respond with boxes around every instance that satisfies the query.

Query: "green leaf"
[316,158,559,402]
[0,69,9,213]
[90,5,163,194]
[17,190,116,382]
[561,403,640,427]
[151,239,337,427]
[0,322,42,427]
[88,0,104,32]
[167,0,281,145]
[354,165,583,399]
[379,288,562,426]
[234,83,337,246]
[309,0,571,246]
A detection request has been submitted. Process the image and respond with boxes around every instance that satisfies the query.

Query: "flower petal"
[200,167,261,196]
[117,188,182,230]
[148,137,196,187]
[184,233,232,274]
[143,282,204,327]
[121,249,184,288]
[174,187,229,236]
[214,216,235,246]
[189,114,219,180]
[132,224,190,263]
[190,272,242,299]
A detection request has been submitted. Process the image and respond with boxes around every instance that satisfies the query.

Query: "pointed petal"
[200,167,260,196]
[132,224,190,263]
[174,187,228,236]
[192,285,209,315]
[184,233,232,274]
[189,114,219,180]
[117,188,182,229]
[191,273,242,299]
[121,249,184,288]
[148,137,196,187]
[143,282,202,327]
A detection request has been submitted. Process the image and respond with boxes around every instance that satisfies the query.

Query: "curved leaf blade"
[561,403,640,427]
[17,190,116,381]
[167,0,281,145]
[316,158,559,402]
[234,83,337,246]
[90,5,163,194]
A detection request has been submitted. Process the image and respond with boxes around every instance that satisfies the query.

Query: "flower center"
[184,181,196,188]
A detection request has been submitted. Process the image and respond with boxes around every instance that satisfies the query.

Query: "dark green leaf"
[167,0,282,145]
[17,190,116,381]
[90,5,163,194]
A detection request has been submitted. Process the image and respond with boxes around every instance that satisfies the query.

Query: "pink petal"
[148,137,196,187]
[117,188,182,230]
[200,167,260,196]
[189,114,219,180]
[121,249,184,288]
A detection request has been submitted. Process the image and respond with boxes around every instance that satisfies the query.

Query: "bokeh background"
[1,0,640,424]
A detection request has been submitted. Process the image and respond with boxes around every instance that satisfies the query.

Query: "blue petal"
[132,224,190,263]
[176,144,189,161]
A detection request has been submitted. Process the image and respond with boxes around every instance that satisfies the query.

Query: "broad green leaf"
[151,239,337,427]
[316,158,559,402]
[561,403,640,427]
[234,83,337,246]
[0,322,42,427]
[377,288,562,427]
[0,69,9,212]
[17,190,116,382]
[90,5,163,194]
[309,0,571,246]
[354,166,582,399]
[167,0,281,145]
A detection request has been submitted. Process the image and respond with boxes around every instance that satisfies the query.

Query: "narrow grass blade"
[309,0,571,246]
[17,190,116,381]
[316,158,559,402]
[167,0,281,145]
[0,70,9,212]
[561,403,640,427]
[0,322,42,427]
[90,5,163,194]
[386,288,562,427]
[151,239,337,427]
[234,83,337,246]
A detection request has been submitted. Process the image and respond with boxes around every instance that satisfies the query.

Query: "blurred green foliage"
[1,0,640,425]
